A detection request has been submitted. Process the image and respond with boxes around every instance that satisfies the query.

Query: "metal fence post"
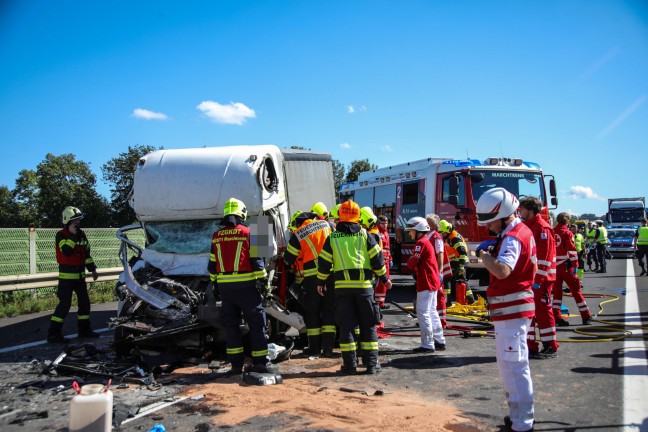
[29,228,36,275]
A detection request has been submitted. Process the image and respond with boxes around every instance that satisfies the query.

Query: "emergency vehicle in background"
[606,197,646,229]
[114,145,336,364]
[339,157,558,285]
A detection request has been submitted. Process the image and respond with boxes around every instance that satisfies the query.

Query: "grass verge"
[0,281,118,318]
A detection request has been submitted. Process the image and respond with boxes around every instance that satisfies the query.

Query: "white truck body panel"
[131,145,287,222]
[126,144,334,277]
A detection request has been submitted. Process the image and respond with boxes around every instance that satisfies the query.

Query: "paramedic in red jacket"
[426,213,448,329]
[375,215,392,309]
[553,212,592,326]
[518,196,559,359]
[406,217,446,353]
[476,188,535,432]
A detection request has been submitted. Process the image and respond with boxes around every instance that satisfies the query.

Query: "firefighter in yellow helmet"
[311,202,329,219]
[283,208,335,357]
[208,198,273,374]
[317,200,392,375]
[438,220,475,304]
[48,206,100,343]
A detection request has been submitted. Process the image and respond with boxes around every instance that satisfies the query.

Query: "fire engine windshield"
[471,170,545,205]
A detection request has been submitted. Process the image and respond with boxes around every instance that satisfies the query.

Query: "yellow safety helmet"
[339,200,360,223]
[310,202,329,218]
[62,206,84,225]
[330,204,341,219]
[359,206,377,228]
[289,210,303,231]
[223,198,247,221]
[438,219,453,235]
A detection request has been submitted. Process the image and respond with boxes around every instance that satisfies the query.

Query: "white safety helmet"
[405,216,430,232]
[476,187,519,226]
[595,219,604,225]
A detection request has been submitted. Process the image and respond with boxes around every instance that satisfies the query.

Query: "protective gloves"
[476,239,497,257]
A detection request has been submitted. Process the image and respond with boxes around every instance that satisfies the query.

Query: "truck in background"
[606,197,646,228]
[114,145,336,366]
[339,157,558,285]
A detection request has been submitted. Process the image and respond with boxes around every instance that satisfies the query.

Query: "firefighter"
[553,212,593,326]
[360,207,385,306]
[585,221,598,271]
[438,220,475,304]
[570,224,585,280]
[283,210,335,357]
[426,213,448,328]
[208,198,272,374]
[475,187,535,432]
[518,197,559,359]
[48,206,100,344]
[634,218,648,276]
[592,220,608,273]
[407,217,446,352]
[311,202,329,220]
[317,200,392,375]
[376,215,392,309]
[330,204,340,221]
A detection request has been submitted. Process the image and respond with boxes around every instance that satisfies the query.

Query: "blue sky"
[1,0,646,217]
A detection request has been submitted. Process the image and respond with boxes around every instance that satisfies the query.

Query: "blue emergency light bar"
[442,159,483,167]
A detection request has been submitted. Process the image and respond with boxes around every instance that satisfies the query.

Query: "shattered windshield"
[145,220,221,254]
[471,170,545,205]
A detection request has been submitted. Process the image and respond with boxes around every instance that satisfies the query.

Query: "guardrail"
[0,227,144,293]
[0,267,123,292]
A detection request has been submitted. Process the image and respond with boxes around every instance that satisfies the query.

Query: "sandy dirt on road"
[173,358,476,432]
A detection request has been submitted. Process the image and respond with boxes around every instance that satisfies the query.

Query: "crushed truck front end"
[112,145,332,368]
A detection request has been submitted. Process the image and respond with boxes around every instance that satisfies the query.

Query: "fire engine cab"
[339,157,558,285]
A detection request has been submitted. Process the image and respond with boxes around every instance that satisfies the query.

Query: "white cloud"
[382,145,393,152]
[132,108,169,120]
[340,142,351,149]
[567,186,605,200]
[197,101,256,125]
[347,105,355,113]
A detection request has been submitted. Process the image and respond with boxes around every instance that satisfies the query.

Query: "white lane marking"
[0,328,111,354]
[623,259,648,431]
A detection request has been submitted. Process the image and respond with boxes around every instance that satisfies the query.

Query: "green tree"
[579,213,597,221]
[36,153,111,227]
[332,159,346,200]
[345,159,378,183]
[102,144,158,226]
[0,186,18,227]
[12,169,40,227]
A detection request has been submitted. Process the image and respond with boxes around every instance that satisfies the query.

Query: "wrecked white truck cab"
[113,145,335,363]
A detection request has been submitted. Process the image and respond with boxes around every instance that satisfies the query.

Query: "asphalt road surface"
[0,258,646,431]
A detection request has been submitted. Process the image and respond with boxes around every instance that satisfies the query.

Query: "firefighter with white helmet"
[208,198,273,375]
[475,187,536,432]
[592,220,608,273]
[405,216,446,353]
[47,206,100,343]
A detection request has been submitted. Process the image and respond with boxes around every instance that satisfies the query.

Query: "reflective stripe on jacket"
[487,221,536,322]
[56,227,95,280]
[208,224,266,284]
